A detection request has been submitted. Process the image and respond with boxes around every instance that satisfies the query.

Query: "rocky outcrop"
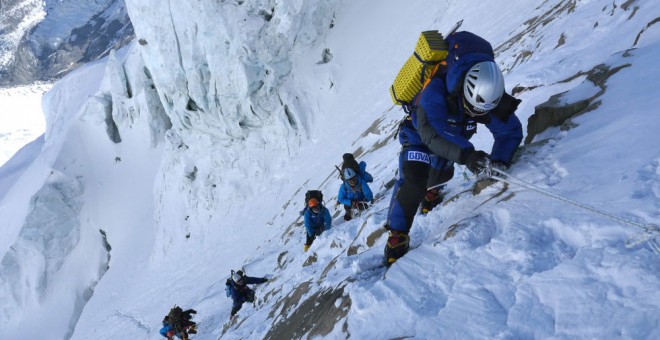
[525,59,631,144]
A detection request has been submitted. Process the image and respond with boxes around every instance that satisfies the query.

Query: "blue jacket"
[159,323,172,337]
[159,322,181,339]
[358,161,374,183]
[304,205,332,237]
[228,276,267,313]
[338,178,373,206]
[399,58,522,167]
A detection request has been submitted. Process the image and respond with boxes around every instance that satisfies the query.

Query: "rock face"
[265,285,351,339]
[525,61,632,145]
[0,0,134,86]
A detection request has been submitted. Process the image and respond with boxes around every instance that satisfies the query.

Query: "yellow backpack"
[389,21,462,113]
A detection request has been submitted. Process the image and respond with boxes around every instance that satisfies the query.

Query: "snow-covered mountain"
[0,0,133,86]
[1,0,659,339]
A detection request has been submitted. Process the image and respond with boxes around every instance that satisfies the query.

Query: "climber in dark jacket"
[159,306,197,339]
[226,270,268,319]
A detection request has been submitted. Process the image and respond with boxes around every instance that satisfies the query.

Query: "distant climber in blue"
[384,31,523,265]
[303,198,332,252]
[338,168,374,221]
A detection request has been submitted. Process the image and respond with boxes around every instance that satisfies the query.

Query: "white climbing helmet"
[463,61,505,116]
[232,270,244,285]
[344,168,357,180]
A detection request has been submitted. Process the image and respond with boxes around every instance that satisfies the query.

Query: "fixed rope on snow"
[476,159,660,254]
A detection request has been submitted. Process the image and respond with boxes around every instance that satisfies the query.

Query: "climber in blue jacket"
[303,198,332,251]
[384,31,523,265]
[338,168,374,221]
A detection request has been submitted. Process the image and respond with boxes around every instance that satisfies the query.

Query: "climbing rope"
[479,160,660,254]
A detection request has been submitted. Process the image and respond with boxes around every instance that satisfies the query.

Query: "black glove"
[491,161,508,172]
[463,150,490,174]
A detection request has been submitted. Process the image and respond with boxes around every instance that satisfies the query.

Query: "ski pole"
[486,164,660,253]
[335,165,344,181]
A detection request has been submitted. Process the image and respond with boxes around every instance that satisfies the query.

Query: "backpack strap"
[411,61,448,112]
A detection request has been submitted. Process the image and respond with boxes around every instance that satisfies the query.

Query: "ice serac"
[124,0,340,229]
[0,39,169,339]
[0,170,107,339]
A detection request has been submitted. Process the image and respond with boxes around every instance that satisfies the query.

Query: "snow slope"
[0,0,659,339]
[0,83,49,166]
